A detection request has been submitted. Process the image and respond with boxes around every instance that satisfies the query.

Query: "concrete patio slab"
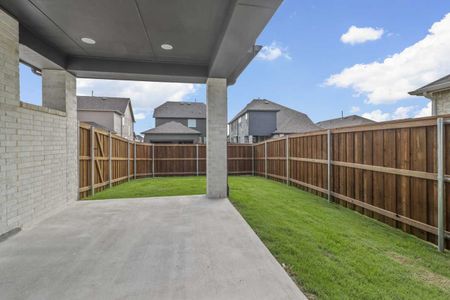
[0,195,306,300]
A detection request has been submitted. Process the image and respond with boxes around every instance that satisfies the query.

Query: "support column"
[42,69,78,202]
[0,9,19,235]
[0,9,19,106]
[206,78,228,199]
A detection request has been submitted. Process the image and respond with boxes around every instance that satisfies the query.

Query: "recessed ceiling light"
[81,37,96,45]
[161,43,173,50]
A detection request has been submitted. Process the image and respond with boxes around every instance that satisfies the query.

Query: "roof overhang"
[1,0,282,85]
[409,75,450,96]
[409,83,450,96]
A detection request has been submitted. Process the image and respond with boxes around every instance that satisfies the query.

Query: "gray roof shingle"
[77,96,135,122]
[153,101,206,119]
[141,121,201,135]
[409,74,450,95]
[230,99,321,134]
[316,115,375,129]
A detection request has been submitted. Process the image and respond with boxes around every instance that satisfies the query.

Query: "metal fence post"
[108,132,112,188]
[286,136,289,185]
[327,130,332,202]
[127,140,130,182]
[152,144,155,177]
[90,126,95,196]
[264,141,268,178]
[133,142,137,179]
[436,118,445,252]
[196,144,199,176]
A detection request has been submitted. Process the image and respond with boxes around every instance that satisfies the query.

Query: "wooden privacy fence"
[79,123,253,198]
[255,116,450,251]
[79,116,449,251]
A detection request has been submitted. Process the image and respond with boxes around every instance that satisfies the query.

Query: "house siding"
[432,90,450,115]
[156,118,206,138]
[229,111,276,143]
[77,104,134,140]
[228,119,245,143]
[248,111,277,136]
[121,105,134,140]
[78,111,115,131]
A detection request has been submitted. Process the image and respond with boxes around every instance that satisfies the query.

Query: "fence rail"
[253,115,450,251]
[79,115,449,251]
[78,123,253,198]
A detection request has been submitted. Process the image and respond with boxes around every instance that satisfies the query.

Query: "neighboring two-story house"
[228,99,321,143]
[142,101,206,144]
[77,96,136,140]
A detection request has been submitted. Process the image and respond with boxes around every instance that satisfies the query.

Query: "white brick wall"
[432,90,450,115]
[0,10,78,236]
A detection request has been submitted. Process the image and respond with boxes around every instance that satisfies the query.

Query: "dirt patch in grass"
[388,252,413,265]
[388,252,450,292]
[416,269,450,293]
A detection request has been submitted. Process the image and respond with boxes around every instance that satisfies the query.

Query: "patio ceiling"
[0,0,282,84]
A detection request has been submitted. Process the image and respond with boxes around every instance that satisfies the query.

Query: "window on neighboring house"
[238,117,242,125]
[188,119,196,128]
[245,113,248,120]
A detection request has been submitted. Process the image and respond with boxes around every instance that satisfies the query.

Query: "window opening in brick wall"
[19,63,42,106]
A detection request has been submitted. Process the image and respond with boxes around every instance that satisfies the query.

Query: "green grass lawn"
[85,176,450,299]
[84,176,206,200]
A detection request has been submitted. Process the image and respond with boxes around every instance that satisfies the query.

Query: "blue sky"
[19,0,450,134]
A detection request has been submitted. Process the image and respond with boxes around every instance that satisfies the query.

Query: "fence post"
[251,144,255,176]
[127,140,130,182]
[90,126,95,196]
[108,132,112,188]
[327,130,332,202]
[133,142,137,179]
[286,136,289,185]
[264,141,268,178]
[152,144,155,177]
[436,117,445,252]
[77,121,80,199]
[196,144,199,176]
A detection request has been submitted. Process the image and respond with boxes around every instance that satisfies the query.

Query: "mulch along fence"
[79,116,450,251]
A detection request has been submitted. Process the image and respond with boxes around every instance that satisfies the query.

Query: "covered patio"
[0,0,309,299]
[0,195,305,299]
[0,0,284,201]
[0,0,281,231]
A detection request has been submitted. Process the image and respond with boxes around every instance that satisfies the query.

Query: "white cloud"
[134,113,146,120]
[350,106,360,113]
[414,102,432,118]
[392,106,414,119]
[362,109,390,122]
[77,79,198,120]
[326,13,450,104]
[340,26,384,45]
[361,103,432,122]
[257,42,292,61]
